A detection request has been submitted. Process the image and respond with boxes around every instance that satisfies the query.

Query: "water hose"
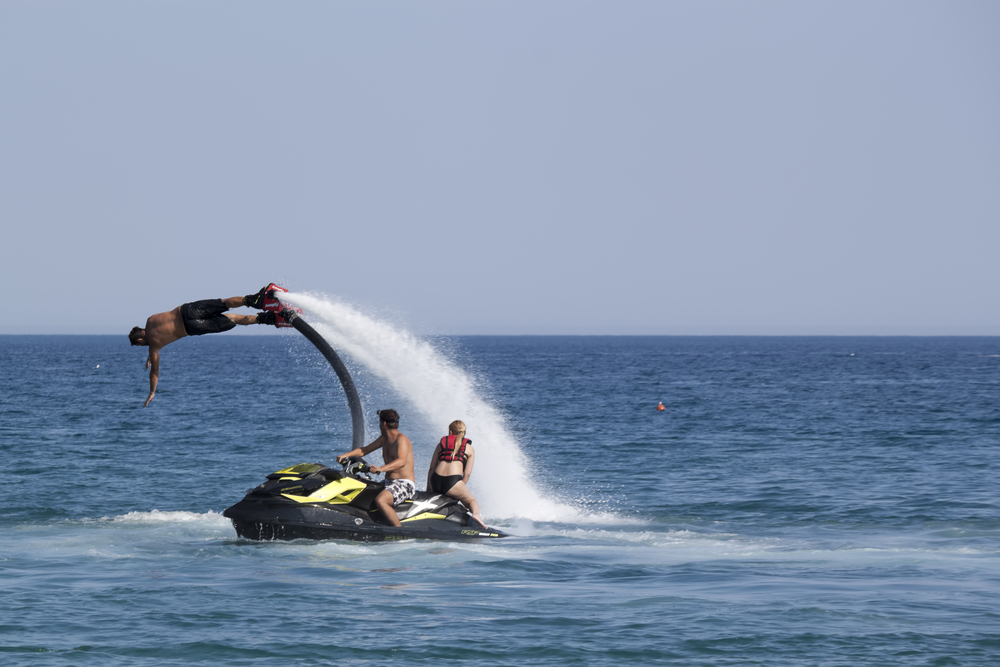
[284,312,366,450]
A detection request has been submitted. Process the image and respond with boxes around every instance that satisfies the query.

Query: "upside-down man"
[128,286,290,407]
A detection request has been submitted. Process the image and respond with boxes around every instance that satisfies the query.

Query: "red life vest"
[438,435,471,463]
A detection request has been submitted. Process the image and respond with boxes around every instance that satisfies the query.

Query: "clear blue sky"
[2,1,998,335]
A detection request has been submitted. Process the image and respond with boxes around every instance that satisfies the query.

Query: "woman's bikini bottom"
[430,473,463,495]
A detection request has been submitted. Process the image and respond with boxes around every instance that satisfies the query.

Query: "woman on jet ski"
[426,420,485,529]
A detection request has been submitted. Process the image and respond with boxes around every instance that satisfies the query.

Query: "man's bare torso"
[144,307,188,351]
[379,432,415,482]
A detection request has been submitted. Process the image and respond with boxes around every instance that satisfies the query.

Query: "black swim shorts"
[180,299,236,336]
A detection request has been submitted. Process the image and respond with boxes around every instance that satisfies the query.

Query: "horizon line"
[3,331,1000,338]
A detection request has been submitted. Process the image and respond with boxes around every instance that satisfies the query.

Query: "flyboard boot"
[245,283,302,327]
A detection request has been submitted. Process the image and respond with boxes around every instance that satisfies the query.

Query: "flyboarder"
[128,285,293,407]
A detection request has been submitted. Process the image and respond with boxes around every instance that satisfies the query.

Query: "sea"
[1,296,999,666]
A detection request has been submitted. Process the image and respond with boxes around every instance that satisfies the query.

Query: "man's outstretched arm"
[337,438,383,463]
[143,349,160,407]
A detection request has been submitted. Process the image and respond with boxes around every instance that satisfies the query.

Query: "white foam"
[102,509,230,526]
[278,291,584,523]
[3,511,234,561]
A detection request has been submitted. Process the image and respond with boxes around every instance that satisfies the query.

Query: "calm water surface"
[1,335,999,665]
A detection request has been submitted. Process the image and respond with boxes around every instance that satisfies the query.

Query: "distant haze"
[2,1,998,335]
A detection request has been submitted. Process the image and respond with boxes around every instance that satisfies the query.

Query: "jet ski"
[224,457,507,541]
[223,285,507,542]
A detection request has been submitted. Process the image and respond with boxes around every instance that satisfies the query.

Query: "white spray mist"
[278,291,581,522]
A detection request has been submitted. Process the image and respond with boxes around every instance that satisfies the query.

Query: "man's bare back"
[370,431,415,482]
[141,307,188,352]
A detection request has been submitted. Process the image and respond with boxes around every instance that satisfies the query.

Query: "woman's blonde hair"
[448,420,466,435]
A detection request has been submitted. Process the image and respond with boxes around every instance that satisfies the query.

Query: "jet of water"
[278,291,580,522]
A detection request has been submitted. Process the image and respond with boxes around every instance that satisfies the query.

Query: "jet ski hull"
[224,497,506,542]
[223,462,508,542]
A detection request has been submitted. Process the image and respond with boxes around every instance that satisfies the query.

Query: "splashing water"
[278,291,583,522]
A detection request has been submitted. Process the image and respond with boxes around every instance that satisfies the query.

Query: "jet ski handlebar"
[340,456,377,478]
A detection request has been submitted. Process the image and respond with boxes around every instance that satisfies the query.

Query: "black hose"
[286,313,366,450]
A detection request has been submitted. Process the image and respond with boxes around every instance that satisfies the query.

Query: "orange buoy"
[656,402,666,411]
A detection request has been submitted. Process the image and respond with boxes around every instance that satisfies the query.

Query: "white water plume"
[278,291,582,522]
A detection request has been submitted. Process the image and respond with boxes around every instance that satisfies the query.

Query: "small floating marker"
[656,401,666,411]
[95,364,100,369]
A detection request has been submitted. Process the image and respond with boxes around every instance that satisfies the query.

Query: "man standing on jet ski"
[128,285,291,408]
[336,409,416,528]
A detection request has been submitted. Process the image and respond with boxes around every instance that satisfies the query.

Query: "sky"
[2,1,998,335]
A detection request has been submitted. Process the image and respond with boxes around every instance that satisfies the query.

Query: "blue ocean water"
[1,333,999,665]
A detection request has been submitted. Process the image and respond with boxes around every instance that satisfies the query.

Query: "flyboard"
[222,284,507,542]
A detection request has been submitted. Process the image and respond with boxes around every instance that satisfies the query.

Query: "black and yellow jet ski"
[224,457,507,542]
